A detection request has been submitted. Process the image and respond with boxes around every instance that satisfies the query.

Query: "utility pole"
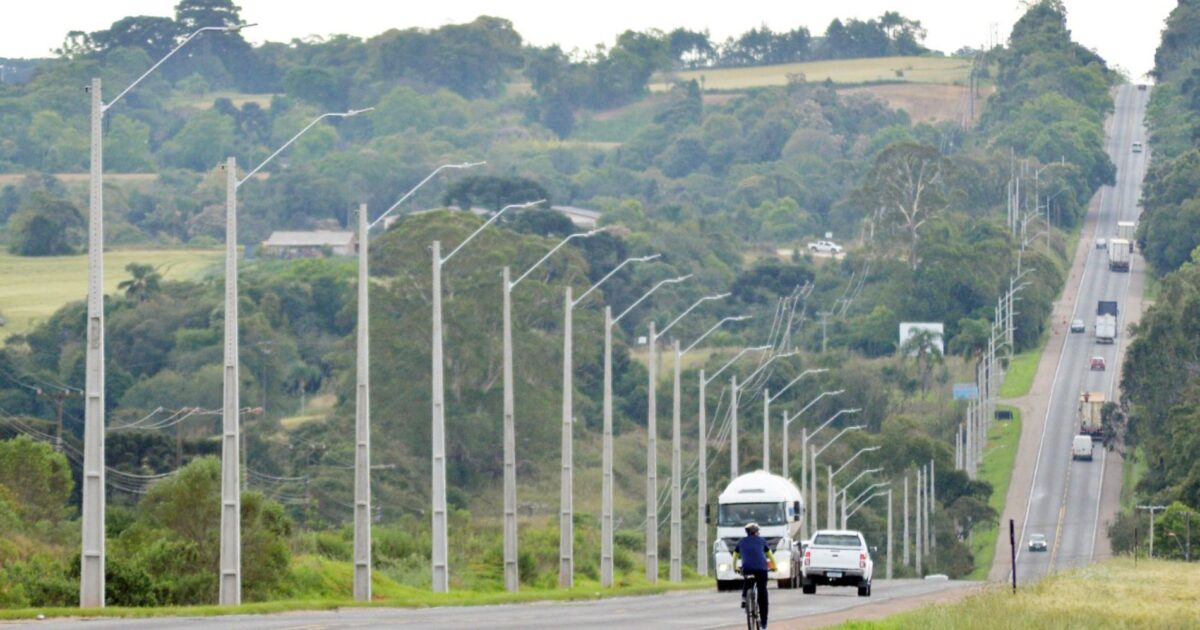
[930,459,936,552]
[670,339,682,583]
[903,475,910,566]
[431,244,451,593]
[763,389,771,471]
[499,265,514,592]
[826,465,834,530]
[601,307,614,587]
[1138,505,1167,559]
[819,311,831,353]
[219,157,241,606]
[80,77,107,610]
[915,468,923,575]
[696,368,707,577]
[353,203,371,602]
[560,287,574,588]
[646,320,658,584]
[886,488,893,579]
[37,390,74,452]
[730,375,739,478]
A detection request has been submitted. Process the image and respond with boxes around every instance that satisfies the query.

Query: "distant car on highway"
[1028,533,1048,552]
[1132,141,1143,153]
[807,240,844,255]
[1090,357,1106,371]
[1096,238,1107,250]
[1070,319,1085,333]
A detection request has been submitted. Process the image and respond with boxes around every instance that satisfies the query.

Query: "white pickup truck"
[801,529,874,597]
[807,240,844,254]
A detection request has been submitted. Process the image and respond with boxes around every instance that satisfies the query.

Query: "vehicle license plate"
[826,571,842,578]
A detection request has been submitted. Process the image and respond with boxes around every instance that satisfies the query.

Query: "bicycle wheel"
[745,581,760,630]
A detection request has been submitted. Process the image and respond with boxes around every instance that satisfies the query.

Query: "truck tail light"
[859,553,866,569]
[804,550,811,567]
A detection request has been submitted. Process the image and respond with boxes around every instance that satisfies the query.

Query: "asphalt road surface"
[1014,84,1149,579]
[12,580,972,629]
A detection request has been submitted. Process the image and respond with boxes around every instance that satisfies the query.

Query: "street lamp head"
[339,107,375,117]
[224,23,257,32]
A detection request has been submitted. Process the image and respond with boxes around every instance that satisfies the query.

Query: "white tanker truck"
[712,470,806,591]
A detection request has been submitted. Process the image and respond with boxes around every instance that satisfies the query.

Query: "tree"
[162,109,235,171]
[106,115,155,172]
[899,327,944,395]
[8,192,84,256]
[442,175,549,211]
[118,263,163,303]
[858,143,951,270]
[0,436,73,523]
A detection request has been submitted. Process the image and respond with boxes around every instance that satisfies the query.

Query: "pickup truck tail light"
[804,550,811,567]
[859,553,866,569]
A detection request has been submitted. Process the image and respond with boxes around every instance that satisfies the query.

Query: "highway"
[1014,84,1149,579]
[16,580,972,629]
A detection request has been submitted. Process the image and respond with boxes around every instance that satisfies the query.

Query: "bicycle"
[742,571,761,630]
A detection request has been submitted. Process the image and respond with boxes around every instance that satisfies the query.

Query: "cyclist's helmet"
[745,522,760,535]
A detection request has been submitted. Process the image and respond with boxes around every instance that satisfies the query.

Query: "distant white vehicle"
[807,240,844,254]
[1096,238,1107,250]
[1132,141,1143,153]
[1028,533,1048,552]
[1072,434,1094,461]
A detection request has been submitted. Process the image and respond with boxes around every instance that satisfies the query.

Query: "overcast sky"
[0,0,1177,79]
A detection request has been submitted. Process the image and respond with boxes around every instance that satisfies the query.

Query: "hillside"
[651,56,973,91]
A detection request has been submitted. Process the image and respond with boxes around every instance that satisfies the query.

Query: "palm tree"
[900,328,944,395]
[118,262,162,304]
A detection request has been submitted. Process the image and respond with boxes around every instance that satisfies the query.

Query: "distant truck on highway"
[801,529,874,597]
[1116,221,1136,247]
[1078,391,1105,437]
[712,470,805,591]
[1095,314,1116,344]
[1108,238,1131,271]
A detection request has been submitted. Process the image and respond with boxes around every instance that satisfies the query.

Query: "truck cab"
[1072,434,1094,461]
[712,470,805,591]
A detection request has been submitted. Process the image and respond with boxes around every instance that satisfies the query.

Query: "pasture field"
[0,248,222,340]
[652,56,973,92]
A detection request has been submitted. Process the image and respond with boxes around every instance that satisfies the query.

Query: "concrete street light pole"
[221,107,369,607]
[368,162,483,598]
[731,351,799,476]
[497,227,604,590]
[814,424,867,529]
[431,197,536,593]
[838,467,882,527]
[786,390,843,538]
[806,408,862,533]
[81,23,252,609]
[833,448,882,527]
[559,254,659,588]
[758,364,825,475]
[601,274,691,586]
[696,344,771,575]
[651,293,731,583]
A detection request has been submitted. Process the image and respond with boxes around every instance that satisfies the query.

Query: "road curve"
[9,580,972,629]
[1013,84,1149,580]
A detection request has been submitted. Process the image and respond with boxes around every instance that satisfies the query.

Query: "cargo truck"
[1095,314,1116,344]
[1116,221,1136,245]
[1108,238,1131,271]
[712,470,805,591]
[1079,391,1105,437]
[1097,301,1119,317]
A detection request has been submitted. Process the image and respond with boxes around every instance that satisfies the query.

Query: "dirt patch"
[838,84,994,125]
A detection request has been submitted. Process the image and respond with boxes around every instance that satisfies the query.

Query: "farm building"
[260,230,358,258]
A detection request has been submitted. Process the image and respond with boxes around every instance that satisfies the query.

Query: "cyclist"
[733,522,776,629]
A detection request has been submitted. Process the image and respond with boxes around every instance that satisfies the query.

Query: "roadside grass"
[651,56,971,92]
[1142,273,1160,303]
[841,558,1200,629]
[998,348,1042,399]
[0,560,709,621]
[1119,446,1146,512]
[967,405,1021,580]
[0,249,222,340]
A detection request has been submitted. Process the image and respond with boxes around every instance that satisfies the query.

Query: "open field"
[999,348,1043,399]
[165,90,278,110]
[0,249,222,340]
[967,405,1022,580]
[847,558,1200,629]
[651,56,972,92]
[839,83,993,125]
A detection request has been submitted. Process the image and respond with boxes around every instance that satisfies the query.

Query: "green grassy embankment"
[843,558,1200,629]
[0,554,709,621]
[998,348,1042,399]
[0,249,222,340]
[967,405,1021,580]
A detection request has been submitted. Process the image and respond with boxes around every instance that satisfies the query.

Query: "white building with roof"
[260,230,358,258]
